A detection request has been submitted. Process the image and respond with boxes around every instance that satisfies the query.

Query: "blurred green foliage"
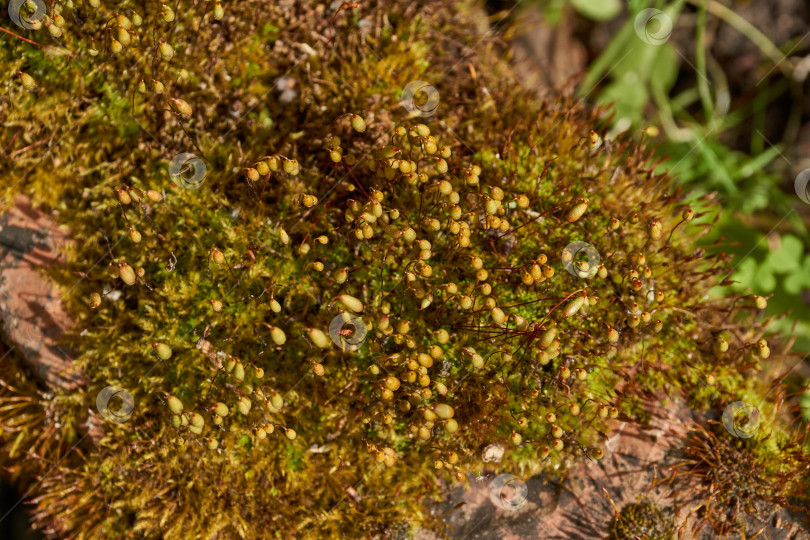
[574,0,810,351]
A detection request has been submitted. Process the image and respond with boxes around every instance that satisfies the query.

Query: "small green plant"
[609,498,676,540]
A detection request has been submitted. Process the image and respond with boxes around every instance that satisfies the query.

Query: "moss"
[610,499,676,540]
[0,0,806,538]
[672,422,810,537]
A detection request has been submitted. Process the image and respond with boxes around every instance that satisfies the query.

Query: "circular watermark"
[721,401,760,438]
[96,385,135,423]
[488,474,528,511]
[8,0,46,30]
[400,81,440,117]
[794,169,810,204]
[169,153,207,190]
[562,242,600,279]
[634,8,673,46]
[328,313,367,351]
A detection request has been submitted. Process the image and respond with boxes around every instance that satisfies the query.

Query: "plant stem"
[695,1,714,124]
[0,26,45,48]
[687,0,792,76]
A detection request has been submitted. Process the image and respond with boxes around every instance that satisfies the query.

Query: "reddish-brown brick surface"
[0,195,85,390]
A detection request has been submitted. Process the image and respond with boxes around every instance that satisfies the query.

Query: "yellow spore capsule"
[212,1,223,20]
[154,342,172,360]
[335,267,348,283]
[189,413,204,429]
[269,326,286,346]
[309,328,331,348]
[211,248,225,265]
[19,72,36,91]
[167,395,183,414]
[563,295,586,318]
[237,396,252,415]
[433,404,454,419]
[565,198,589,223]
[233,361,245,382]
[212,402,229,416]
[598,405,609,418]
[115,189,131,204]
[158,40,174,61]
[170,98,193,117]
[350,114,366,132]
[334,294,363,313]
[118,262,137,285]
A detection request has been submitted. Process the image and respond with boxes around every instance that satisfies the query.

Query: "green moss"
[610,499,675,540]
[0,1,806,538]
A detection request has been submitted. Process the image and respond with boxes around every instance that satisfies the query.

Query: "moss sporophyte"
[0,1,807,538]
